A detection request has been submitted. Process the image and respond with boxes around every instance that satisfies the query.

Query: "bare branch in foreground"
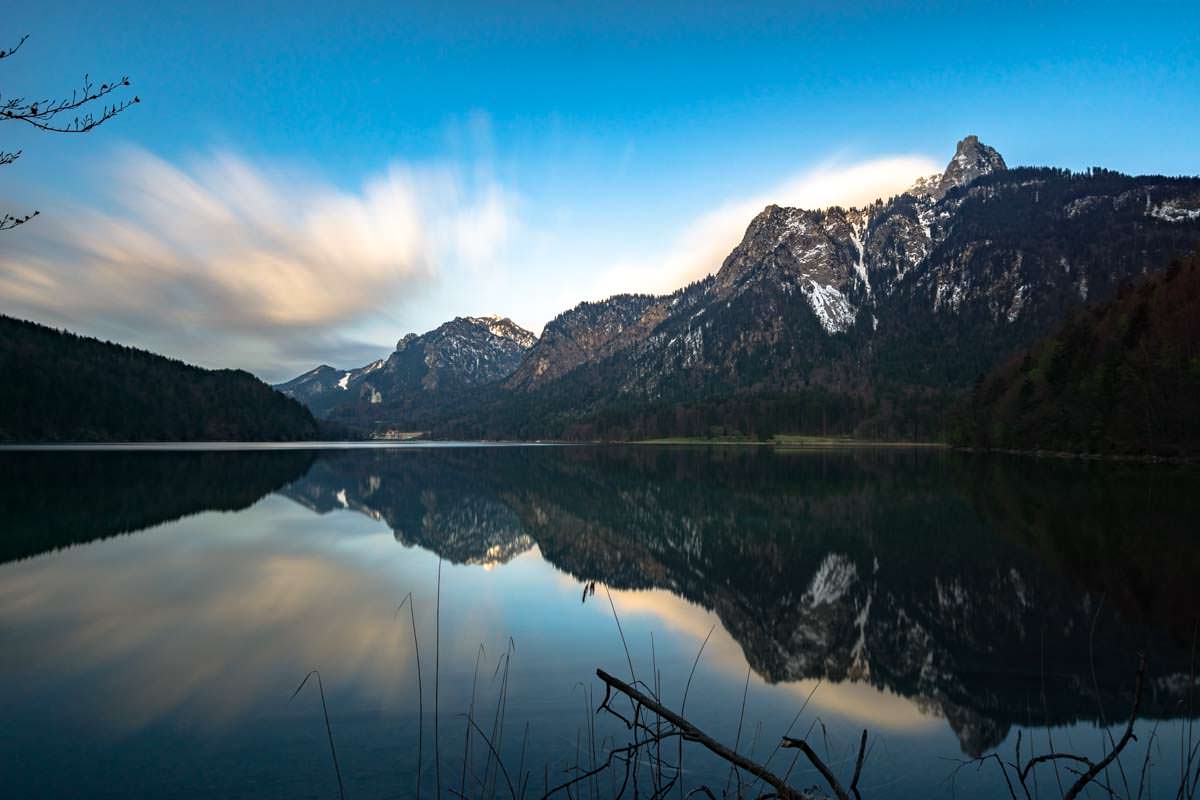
[596,667,815,800]
[781,728,869,800]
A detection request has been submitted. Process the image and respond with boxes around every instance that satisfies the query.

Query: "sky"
[1,1,1198,381]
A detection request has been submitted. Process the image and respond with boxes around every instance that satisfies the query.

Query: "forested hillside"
[0,316,319,442]
[950,248,1200,457]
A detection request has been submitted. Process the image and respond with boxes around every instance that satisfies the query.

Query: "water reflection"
[0,449,315,562]
[1,445,1198,798]
[281,446,1200,755]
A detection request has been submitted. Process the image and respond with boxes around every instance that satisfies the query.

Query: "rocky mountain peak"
[936,134,1006,198]
[907,135,1007,200]
[461,315,538,349]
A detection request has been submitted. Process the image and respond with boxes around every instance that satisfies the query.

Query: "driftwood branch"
[781,728,868,800]
[1062,654,1146,800]
[595,668,812,800]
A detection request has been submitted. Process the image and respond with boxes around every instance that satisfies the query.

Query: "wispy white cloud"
[0,147,517,381]
[583,155,939,300]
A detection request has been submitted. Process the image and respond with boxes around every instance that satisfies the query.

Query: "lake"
[1,444,1197,799]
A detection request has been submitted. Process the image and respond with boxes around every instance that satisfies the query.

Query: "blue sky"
[2,1,1198,380]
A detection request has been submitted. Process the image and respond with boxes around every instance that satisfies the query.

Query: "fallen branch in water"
[595,667,817,800]
[781,728,868,800]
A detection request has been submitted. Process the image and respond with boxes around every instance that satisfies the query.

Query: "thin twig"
[435,558,444,800]
[291,670,346,800]
[397,593,424,800]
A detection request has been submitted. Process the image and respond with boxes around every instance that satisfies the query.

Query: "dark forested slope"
[950,248,1200,456]
[0,316,319,442]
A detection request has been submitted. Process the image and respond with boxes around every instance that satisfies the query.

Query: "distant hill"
[0,316,319,442]
[950,248,1200,457]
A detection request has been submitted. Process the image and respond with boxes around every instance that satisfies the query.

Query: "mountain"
[0,315,319,442]
[287,136,1200,441]
[950,247,1200,457]
[459,136,1200,439]
[277,315,536,421]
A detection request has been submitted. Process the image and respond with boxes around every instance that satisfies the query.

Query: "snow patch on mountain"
[803,281,857,334]
[850,220,870,294]
[1149,202,1200,223]
[1007,284,1028,323]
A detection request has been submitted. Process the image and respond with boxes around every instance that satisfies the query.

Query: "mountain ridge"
[276,314,537,419]
[281,136,1200,440]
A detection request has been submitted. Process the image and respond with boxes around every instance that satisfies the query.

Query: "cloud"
[0,148,517,381]
[584,155,940,300]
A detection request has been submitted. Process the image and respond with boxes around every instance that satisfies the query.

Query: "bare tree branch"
[780,730,869,800]
[0,34,28,60]
[1,72,139,134]
[0,34,138,232]
[596,668,813,800]
[1062,654,1147,800]
[0,210,39,231]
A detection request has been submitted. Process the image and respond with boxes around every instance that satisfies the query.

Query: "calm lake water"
[1,444,1198,799]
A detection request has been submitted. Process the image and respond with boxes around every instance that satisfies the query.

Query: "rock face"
[277,315,536,417]
[506,294,667,390]
[925,134,1008,200]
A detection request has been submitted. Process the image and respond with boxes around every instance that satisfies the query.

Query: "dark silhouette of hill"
[0,315,319,442]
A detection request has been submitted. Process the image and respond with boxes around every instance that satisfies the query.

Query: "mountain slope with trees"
[0,315,319,442]
[950,248,1200,456]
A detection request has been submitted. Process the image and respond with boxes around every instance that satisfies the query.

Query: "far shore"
[634,435,948,447]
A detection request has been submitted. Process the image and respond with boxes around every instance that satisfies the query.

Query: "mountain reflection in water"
[1,444,1197,799]
[279,446,1200,756]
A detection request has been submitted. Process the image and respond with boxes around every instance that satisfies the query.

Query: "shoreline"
[953,445,1200,465]
[634,435,947,448]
